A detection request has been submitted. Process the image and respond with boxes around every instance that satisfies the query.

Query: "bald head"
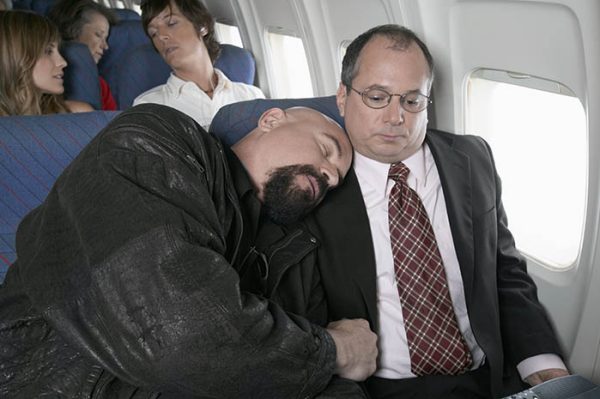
[233,106,352,224]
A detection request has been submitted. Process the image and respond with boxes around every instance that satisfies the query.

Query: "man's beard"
[262,164,329,225]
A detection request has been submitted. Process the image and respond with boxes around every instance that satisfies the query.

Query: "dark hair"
[48,0,118,41]
[341,24,434,92]
[141,0,221,63]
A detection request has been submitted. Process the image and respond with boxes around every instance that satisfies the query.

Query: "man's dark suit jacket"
[249,129,564,398]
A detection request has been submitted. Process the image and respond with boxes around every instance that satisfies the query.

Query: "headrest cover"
[209,96,343,146]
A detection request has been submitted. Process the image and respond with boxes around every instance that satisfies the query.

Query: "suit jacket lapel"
[312,168,379,327]
[426,131,476,304]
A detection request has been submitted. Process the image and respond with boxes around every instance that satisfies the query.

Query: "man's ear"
[258,108,286,132]
[336,83,347,117]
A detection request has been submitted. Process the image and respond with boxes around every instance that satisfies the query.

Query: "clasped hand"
[326,319,378,381]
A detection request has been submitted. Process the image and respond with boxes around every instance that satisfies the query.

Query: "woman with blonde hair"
[0,10,92,116]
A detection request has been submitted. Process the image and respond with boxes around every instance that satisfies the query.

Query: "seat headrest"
[112,8,140,21]
[117,44,171,109]
[214,44,256,85]
[61,41,101,110]
[98,20,151,106]
[209,96,343,146]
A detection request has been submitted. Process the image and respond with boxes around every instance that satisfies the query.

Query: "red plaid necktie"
[388,162,472,375]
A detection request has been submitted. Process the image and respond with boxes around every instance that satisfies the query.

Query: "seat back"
[62,41,101,109]
[98,20,151,108]
[117,43,259,109]
[116,44,171,109]
[209,96,343,146]
[0,111,120,282]
[111,8,140,21]
[12,0,33,10]
[13,0,53,14]
[215,44,257,85]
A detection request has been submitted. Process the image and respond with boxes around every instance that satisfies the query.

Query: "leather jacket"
[0,104,335,398]
[241,221,368,399]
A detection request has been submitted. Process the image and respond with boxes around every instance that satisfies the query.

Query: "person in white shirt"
[246,24,570,399]
[133,0,264,131]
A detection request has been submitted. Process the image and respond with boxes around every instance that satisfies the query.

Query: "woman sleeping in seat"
[48,0,119,111]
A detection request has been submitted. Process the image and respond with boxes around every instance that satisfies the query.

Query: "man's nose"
[382,96,405,125]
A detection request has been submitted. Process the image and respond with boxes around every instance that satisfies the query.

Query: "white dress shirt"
[133,68,265,131]
[353,145,565,380]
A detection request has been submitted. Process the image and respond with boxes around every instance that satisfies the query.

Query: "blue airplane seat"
[116,44,171,109]
[209,96,343,146]
[29,0,53,14]
[98,20,151,108]
[116,43,259,109]
[0,111,120,282]
[12,0,33,10]
[62,41,102,110]
[215,44,257,86]
[12,0,53,14]
[111,8,140,21]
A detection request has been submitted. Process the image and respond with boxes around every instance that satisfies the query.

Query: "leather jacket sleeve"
[243,221,368,398]
[14,106,336,398]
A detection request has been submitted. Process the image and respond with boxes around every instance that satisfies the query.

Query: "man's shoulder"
[99,104,214,155]
[427,128,490,153]
[228,81,266,100]
[427,128,485,143]
[133,86,168,105]
[132,79,174,105]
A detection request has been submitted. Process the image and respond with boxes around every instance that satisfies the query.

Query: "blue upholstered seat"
[216,44,257,86]
[112,8,140,21]
[116,43,259,109]
[11,0,33,10]
[116,43,171,109]
[98,20,151,108]
[0,111,120,282]
[209,96,343,146]
[62,41,102,110]
[12,0,53,14]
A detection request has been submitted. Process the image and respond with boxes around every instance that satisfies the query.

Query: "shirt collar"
[353,144,429,196]
[168,68,233,99]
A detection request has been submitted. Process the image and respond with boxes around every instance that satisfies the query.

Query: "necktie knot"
[389,162,410,183]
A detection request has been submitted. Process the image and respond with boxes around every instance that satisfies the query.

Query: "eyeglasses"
[349,86,432,113]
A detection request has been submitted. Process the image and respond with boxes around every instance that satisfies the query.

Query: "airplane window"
[466,70,586,269]
[215,22,243,48]
[265,31,313,98]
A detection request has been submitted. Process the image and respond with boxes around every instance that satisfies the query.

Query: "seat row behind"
[12,1,259,110]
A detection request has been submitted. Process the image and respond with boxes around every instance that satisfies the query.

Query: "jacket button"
[310,237,317,243]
